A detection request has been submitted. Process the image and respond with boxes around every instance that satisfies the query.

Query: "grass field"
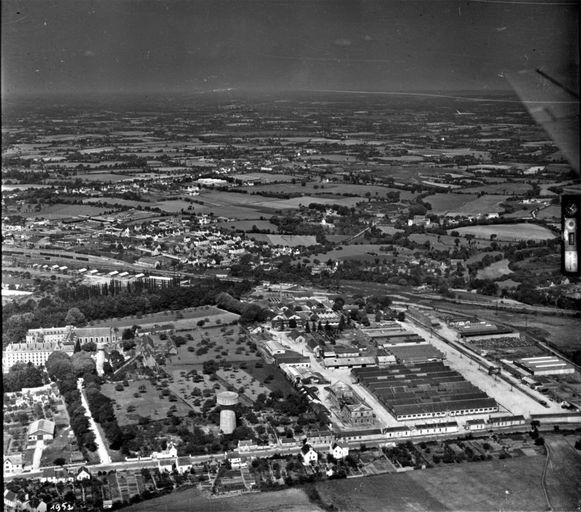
[544,436,581,512]
[241,182,412,200]
[165,324,259,367]
[90,306,235,330]
[253,195,363,210]
[123,486,320,512]
[83,197,145,207]
[22,204,111,219]
[409,233,498,250]
[217,219,279,232]
[536,205,560,220]
[424,193,477,213]
[449,223,556,241]
[101,379,192,425]
[463,182,532,195]
[75,173,129,182]
[245,362,297,396]
[317,454,553,511]
[309,244,395,261]
[425,193,506,216]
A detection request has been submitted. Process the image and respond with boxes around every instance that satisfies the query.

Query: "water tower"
[217,391,239,434]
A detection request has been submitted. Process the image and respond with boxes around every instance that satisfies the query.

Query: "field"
[123,486,320,512]
[75,172,129,182]
[240,182,414,201]
[90,306,237,330]
[316,454,554,511]
[449,223,556,241]
[217,219,279,232]
[424,193,477,213]
[253,195,363,210]
[21,203,110,219]
[463,182,532,195]
[101,379,192,425]
[83,197,146,207]
[165,324,259,369]
[308,244,399,261]
[536,205,560,220]
[543,436,581,512]
[476,259,513,280]
[244,362,297,396]
[409,233,499,251]
[425,193,506,215]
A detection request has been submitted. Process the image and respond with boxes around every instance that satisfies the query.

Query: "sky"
[1,0,579,97]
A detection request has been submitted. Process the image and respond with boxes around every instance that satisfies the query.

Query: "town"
[2,56,581,512]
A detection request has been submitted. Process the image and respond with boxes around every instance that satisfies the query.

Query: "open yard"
[316,453,558,511]
[449,223,556,241]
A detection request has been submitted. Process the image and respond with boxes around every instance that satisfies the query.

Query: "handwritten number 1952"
[50,504,74,511]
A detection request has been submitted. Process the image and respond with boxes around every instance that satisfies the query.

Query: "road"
[31,441,44,471]
[77,377,112,465]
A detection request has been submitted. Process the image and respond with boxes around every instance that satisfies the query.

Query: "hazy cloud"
[334,38,352,47]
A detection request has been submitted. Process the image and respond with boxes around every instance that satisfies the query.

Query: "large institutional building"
[3,325,119,373]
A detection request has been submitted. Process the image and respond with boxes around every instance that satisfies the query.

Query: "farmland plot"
[449,223,556,241]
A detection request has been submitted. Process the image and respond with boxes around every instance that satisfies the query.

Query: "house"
[4,490,18,512]
[329,442,349,460]
[237,439,260,452]
[4,454,23,474]
[27,419,55,442]
[152,441,178,459]
[76,466,91,481]
[176,456,193,473]
[228,457,248,469]
[300,443,318,466]
[287,330,306,344]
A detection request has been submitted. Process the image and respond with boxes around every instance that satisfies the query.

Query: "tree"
[65,307,87,327]
[71,352,96,377]
[46,351,73,382]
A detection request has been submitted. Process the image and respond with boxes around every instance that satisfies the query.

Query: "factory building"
[514,356,575,376]
[352,362,498,422]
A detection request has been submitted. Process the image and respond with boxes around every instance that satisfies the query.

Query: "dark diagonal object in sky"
[507,69,579,174]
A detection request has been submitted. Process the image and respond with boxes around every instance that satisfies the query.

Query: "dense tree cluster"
[45,352,97,453]
[3,278,254,347]
[3,362,45,392]
[215,292,271,324]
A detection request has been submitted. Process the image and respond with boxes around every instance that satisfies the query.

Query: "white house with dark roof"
[329,442,349,460]
[4,454,23,475]
[300,443,318,466]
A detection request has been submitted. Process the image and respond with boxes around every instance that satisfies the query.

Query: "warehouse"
[352,362,498,421]
[453,321,519,341]
[385,344,444,364]
[514,356,575,376]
